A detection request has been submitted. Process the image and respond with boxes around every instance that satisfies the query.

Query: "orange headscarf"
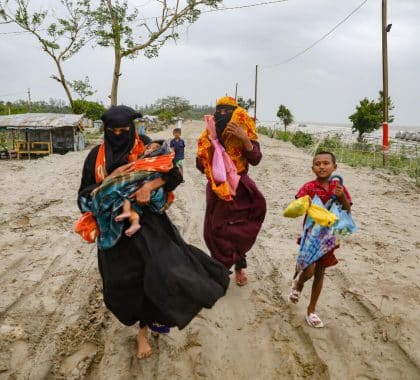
[197,96,258,201]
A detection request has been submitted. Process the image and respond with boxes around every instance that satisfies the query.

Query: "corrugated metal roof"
[0,113,83,129]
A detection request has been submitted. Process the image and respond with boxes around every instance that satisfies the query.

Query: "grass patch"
[257,126,419,184]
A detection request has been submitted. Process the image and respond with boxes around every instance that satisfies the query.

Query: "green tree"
[152,109,175,126]
[0,99,72,115]
[237,96,255,111]
[349,91,395,142]
[69,76,96,100]
[0,0,92,108]
[89,0,222,106]
[276,105,294,133]
[72,99,106,120]
[154,96,191,116]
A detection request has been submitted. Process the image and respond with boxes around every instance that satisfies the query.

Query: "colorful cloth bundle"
[75,144,174,250]
[294,195,357,270]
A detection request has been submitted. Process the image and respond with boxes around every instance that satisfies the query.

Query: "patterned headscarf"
[197,96,258,201]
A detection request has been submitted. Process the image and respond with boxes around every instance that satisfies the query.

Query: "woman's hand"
[131,182,153,206]
[224,122,253,151]
[129,177,166,206]
[108,163,135,178]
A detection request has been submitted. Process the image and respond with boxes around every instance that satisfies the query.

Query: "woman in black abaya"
[77,105,229,358]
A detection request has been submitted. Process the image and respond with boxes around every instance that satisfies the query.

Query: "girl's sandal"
[305,313,324,328]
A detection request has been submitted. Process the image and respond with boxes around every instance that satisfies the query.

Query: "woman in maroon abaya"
[196,96,266,286]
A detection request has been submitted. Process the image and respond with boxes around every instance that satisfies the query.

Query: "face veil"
[101,105,142,174]
[214,105,236,144]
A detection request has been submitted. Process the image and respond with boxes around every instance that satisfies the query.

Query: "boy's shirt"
[170,138,185,161]
[295,179,352,206]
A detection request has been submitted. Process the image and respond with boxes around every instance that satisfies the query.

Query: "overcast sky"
[0,0,419,125]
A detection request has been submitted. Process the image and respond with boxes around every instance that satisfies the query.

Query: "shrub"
[72,100,106,120]
[291,131,313,148]
[316,134,342,152]
[275,131,292,142]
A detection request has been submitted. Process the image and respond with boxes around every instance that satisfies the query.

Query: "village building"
[0,113,84,158]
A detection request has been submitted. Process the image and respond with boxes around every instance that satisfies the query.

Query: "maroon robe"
[197,141,266,269]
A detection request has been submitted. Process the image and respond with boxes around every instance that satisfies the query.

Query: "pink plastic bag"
[205,115,240,194]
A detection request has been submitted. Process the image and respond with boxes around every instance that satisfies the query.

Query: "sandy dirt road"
[0,121,419,379]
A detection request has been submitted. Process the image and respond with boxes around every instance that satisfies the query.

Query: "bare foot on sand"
[125,222,141,237]
[235,269,248,286]
[137,327,152,359]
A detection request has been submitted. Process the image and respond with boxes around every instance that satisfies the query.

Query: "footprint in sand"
[59,342,98,379]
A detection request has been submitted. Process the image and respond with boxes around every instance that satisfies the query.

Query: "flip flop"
[305,313,324,328]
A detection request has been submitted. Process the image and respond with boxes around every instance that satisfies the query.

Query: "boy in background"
[170,128,185,176]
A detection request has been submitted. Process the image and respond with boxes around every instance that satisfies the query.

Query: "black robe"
[78,144,230,329]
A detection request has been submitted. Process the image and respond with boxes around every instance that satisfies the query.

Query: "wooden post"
[49,130,54,154]
[382,0,389,165]
[254,65,258,122]
[27,129,31,160]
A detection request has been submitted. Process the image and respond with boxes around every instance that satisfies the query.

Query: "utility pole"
[234,83,238,100]
[254,65,258,122]
[382,0,391,164]
[27,88,32,111]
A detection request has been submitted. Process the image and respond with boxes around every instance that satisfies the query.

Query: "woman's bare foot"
[137,327,152,359]
[125,222,141,237]
[235,269,248,286]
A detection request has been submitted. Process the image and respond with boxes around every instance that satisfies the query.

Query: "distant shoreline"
[258,120,420,131]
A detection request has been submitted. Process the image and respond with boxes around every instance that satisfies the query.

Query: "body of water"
[258,121,420,143]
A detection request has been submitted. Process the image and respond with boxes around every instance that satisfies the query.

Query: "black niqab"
[101,105,142,174]
[214,105,236,144]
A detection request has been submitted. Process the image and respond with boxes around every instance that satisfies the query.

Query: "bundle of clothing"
[75,140,175,250]
[284,175,357,271]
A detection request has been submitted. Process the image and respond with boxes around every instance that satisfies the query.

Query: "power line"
[0,30,32,35]
[262,0,369,67]
[0,0,288,35]
[202,0,288,14]
[135,0,288,21]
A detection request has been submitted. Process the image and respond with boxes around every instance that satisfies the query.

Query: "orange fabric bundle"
[130,150,174,173]
[74,211,99,244]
